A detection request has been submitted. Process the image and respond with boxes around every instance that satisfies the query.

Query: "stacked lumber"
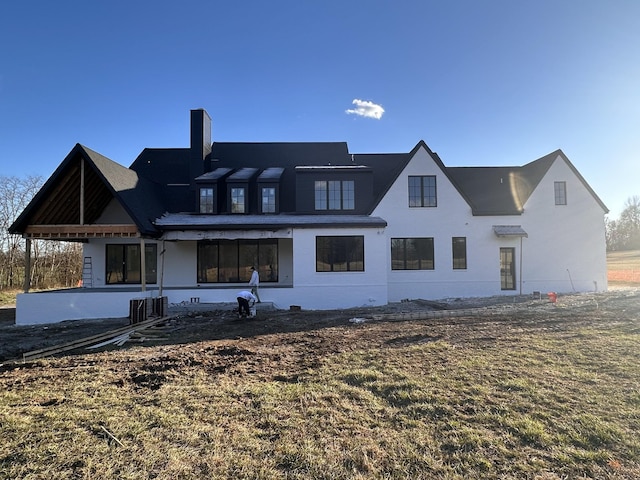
[21,315,174,362]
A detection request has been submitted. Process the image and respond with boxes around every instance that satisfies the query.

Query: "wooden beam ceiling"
[30,156,114,226]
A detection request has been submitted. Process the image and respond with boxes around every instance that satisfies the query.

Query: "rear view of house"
[9,109,608,324]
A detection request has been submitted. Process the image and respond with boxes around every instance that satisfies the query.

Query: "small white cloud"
[346,99,385,119]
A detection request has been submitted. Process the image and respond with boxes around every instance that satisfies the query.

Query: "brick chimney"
[190,109,212,186]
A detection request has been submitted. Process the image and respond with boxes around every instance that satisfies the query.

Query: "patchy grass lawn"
[1,293,639,479]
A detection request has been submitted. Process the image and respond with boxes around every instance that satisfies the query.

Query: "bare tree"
[0,175,43,288]
[606,195,640,251]
[0,175,83,290]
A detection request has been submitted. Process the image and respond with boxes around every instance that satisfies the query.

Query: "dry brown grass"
[1,291,639,479]
[608,249,640,283]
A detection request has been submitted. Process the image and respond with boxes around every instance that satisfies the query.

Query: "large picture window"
[316,236,364,272]
[452,237,467,269]
[106,244,157,284]
[197,239,278,283]
[408,176,437,207]
[391,238,434,270]
[315,180,355,210]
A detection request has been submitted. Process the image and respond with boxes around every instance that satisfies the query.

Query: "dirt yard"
[1,287,638,364]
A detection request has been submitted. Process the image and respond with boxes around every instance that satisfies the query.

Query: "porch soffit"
[155,213,388,230]
[162,229,293,241]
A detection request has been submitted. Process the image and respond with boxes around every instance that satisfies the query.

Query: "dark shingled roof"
[10,131,608,239]
[258,167,285,181]
[447,166,531,215]
[447,149,608,215]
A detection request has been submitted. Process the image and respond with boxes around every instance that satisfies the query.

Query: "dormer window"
[231,187,246,213]
[262,187,276,213]
[199,187,214,213]
[257,167,283,214]
[195,167,232,214]
[226,168,259,214]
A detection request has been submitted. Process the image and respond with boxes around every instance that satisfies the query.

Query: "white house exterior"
[10,109,608,325]
[375,145,608,300]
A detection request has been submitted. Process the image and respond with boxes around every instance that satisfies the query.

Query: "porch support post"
[519,236,523,296]
[140,237,146,292]
[23,238,31,293]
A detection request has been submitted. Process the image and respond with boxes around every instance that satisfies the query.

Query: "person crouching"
[236,290,257,318]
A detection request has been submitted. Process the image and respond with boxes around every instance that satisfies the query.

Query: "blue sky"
[1,0,638,218]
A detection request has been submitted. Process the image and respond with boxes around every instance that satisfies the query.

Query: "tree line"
[606,196,640,252]
[0,175,83,291]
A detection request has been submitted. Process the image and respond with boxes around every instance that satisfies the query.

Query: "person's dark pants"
[237,297,250,316]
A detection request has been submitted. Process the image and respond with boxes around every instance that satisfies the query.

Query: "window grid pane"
[554,181,567,205]
[231,187,245,213]
[500,247,516,290]
[408,177,422,207]
[315,181,327,210]
[200,187,214,213]
[409,176,437,207]
[315,180,355,211]
[423,176,437,207]
[328,181,341,210]
[342,181,355,210]
[452,237,467,269]
[262,187,276,213]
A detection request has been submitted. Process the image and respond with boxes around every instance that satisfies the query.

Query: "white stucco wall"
[516,155,608,293]
[372,146,501,300]
[372,147,607,301]
[16,290,156,325]
[289,226,388,310]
